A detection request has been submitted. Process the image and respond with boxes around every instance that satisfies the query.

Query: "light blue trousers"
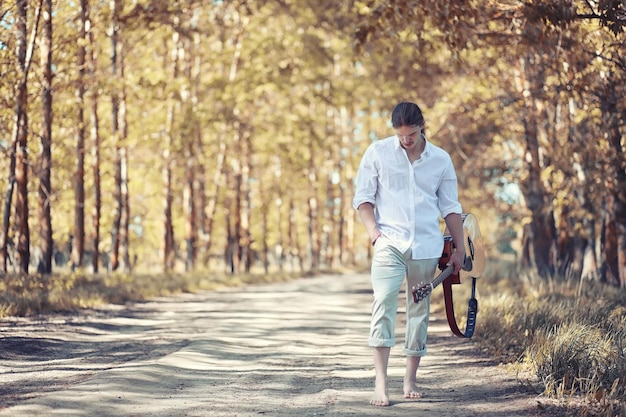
[369,236,439,356]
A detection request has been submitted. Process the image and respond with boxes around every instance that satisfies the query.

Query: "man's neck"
[406,137,426,162]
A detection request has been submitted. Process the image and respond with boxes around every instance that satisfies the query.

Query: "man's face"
[395,125,423,151]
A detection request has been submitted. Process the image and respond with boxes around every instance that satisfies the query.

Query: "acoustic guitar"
[411,213,485,337]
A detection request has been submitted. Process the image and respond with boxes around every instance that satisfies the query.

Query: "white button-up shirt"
[353,135,462,260]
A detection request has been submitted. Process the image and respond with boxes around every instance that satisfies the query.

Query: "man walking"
[353,101,464,406]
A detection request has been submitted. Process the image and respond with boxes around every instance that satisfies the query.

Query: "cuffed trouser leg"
[403,258,439,356]
[368,238,406,348]
[368,236,439,356]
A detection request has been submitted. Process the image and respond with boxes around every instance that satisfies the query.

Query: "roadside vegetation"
[437,259,626,417]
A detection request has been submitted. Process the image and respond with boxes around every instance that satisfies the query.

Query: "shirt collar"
[393,133,431,157]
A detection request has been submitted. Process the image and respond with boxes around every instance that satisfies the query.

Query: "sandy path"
[0,272,546,416]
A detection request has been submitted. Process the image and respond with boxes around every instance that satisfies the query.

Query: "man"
[353,101,464,406]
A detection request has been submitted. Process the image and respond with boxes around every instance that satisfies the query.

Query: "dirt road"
[0,272,548,416]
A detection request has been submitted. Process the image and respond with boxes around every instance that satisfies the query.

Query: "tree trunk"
[275,195,284,272]
[340,105,355,266]
[516,55,556,278]
[120,145,130,271]
[1,0,42,273]
[197,161,208,264]
[72,0,88,271]
[187,34,203,272]
[14,0,43,273]
[288,197,303,272]
[601,191,620,286]
[556,206,591,280]
[118,51,130,272]
[214,13,246,273]
[202,139,226,265]
[617,223,626,288]
[87,3,102,273]
[308,192,320,272]
[162,31,179,272]
[599,81,626,287]
[322,173,333,268]
[229,158,242,274]
[162,125,175,272]
[321,86,335,270]
[261,191,270,274]
[109,0,122,272]
[239,128,252,273]
[182,36,197,273]
[1,128,17,273]
[222,164,240,274]
[37,0,53,274]
[106,0,130,273]
[307,132,320,272]
[184,138,196,272]
[116,38,132,272]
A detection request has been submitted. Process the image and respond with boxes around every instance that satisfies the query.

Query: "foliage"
[0,0,624,283]
[353,0,626,282]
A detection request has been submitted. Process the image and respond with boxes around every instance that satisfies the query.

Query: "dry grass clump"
[530,323,624,411]
[471,260,626,417]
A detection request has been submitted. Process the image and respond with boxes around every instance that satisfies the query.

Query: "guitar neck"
[431,264,455,290]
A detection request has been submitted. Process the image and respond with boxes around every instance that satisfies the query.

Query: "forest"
[0,0,625,286]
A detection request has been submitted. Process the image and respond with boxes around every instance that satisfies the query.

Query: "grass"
[439,258,626,417]
[2,261,625,416]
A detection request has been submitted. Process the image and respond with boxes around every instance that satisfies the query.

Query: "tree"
[87,0,103,273]
[71,0,88,271]
[161,28,180,272]
[12,0,43,273]
[37,0,53,274]
[515,49,558,278]
[598,71,626,287]
[108,0,130,272]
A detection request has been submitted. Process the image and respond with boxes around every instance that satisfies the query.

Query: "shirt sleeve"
[437,157,463,217]
[352,144,378,210]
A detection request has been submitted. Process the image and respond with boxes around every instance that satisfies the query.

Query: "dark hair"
[391,102,424,128]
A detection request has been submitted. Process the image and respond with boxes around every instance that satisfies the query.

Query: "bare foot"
[403,380,423,399]
[370,377,390,406]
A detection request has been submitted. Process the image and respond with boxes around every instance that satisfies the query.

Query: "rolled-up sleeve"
[437,159,463,218]
[353,145,378,210]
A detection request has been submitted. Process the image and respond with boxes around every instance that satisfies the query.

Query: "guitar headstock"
[411,283,433,303]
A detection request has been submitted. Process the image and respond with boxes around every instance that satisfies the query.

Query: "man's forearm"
[444,213,465,271]
[358,203,380,244]
[444,213,464,248]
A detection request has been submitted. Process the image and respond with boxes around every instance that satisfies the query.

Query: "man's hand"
[448,249,465,274]
[370,228,382,246]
